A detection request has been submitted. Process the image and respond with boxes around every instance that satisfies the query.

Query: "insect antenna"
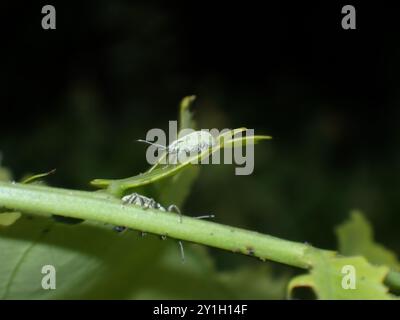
[194,214,215,219]
[137,139,167,150]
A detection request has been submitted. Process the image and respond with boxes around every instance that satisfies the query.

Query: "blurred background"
[1,1,399,276]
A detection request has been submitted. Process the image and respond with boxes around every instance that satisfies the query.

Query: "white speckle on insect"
[138,130,216,165]
[167,131,216,155]
[115,192,215,263]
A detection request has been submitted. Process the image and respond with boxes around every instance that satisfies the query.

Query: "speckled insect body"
[138,130,216,166]
[167,131,216,155]
[114,192,214,262]
[114,193,181,233]
[114,193,185,260]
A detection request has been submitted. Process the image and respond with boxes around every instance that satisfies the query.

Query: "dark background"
[1,1,399,270]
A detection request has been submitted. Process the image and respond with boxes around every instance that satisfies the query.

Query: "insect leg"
[194,214,215,219]
[167,148,179,167]
[113,226,128,233]
[117,194,141,231]
[178,240,185,263]
[167,204,182,223]
[137,139,167,150]
[148,198,159,209]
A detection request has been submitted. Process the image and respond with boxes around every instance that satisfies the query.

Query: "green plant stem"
[1,181,399,290]
[0,181,318,268]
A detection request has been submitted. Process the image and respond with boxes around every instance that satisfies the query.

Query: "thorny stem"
[0,181,399,290]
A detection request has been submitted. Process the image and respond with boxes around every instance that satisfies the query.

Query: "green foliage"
[91,128,271,196]
[0,153,10,182]
[144,96,201,208]
[179,95,197,133]
[0,163,20,226]
[288,252,392,299]
[336,210,400,270]
[0,212,21,227]
[0,98,280,299]
[91,96,271,196]
[0,167,12,183]
[288,212,399,299]
[20,169,56,185]
[0,214,284,299]
[1,167,56,227]
[218,266,288,299]
[1,99,399,300]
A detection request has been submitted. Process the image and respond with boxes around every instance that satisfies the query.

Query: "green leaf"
[155,167,200,208]
[153,95,200,208]
[222,135,272,148]
[91,97,271,196]
[336,210,400,271]
[288,212,400,300]
[21,169,56,185]
[179,95,197,133]
[0,169,56,228]
[0,165,20,227]
[0,167,12,182]
[0,214,286,299]
[288,251,394,299]
[91,128,271,196]
[218,266,289,299]
[0,212,21,227]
